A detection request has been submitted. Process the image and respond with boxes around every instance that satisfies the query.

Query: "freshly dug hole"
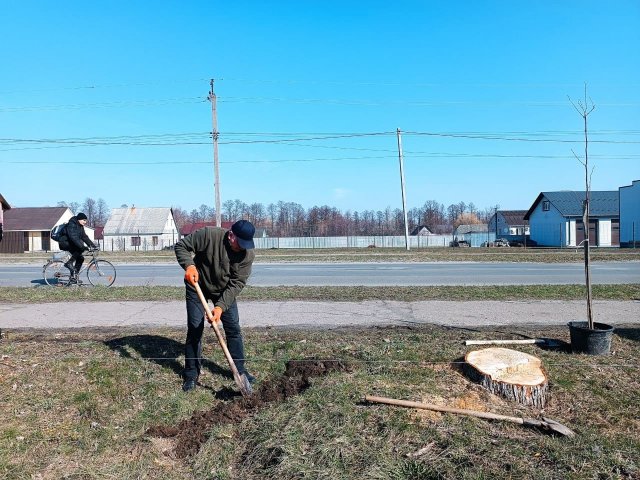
[147,358,351,458]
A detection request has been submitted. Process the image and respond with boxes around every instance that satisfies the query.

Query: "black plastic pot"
[567,321,614,355]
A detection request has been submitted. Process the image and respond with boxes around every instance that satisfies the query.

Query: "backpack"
[51,223,67,242]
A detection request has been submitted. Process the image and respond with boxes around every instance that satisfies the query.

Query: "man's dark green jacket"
[174,226,255,311]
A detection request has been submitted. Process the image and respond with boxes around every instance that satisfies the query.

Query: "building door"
[576,220,599,246]
[576,220,585,245]
[42,231,51,251]
[611,220,620,246]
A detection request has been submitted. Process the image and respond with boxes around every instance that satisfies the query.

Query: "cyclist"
[57,212,98,283]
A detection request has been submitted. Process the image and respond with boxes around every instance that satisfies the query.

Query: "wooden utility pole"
[208,79,222,227]
[396,128,410,250]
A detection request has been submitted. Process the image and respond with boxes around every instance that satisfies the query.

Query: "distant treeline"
[58,198,499,237]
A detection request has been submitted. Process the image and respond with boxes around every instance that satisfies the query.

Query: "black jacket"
[59,217,95,251]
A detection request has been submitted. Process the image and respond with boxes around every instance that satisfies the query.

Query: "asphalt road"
[1,261,639,287]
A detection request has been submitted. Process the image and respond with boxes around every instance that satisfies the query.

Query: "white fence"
[254,235,456,249]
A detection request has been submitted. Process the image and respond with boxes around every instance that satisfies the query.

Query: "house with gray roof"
[454,224,488,235]
[488,210,530,241]
[0,206,94,253]
[410,225,433,236]
[524,191,619,247]
[102,207,178,251]
[453,223,490,247]
[619,180,640,247]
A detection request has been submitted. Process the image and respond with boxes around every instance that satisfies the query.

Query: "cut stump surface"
[464,347,549,408]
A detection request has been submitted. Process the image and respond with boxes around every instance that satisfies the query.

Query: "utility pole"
[396,128,410,251]
[208,79,222,227]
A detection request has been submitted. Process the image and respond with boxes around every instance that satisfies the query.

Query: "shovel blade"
[542,417,576,437]
[235,372,253,397]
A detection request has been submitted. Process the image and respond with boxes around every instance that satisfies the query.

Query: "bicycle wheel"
[86,260,117,287]
[43,260,70,287]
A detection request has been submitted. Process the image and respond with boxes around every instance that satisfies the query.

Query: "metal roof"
[524,191,619,219]
[103,207,174,235]
[499,210,529,226]
[3,207,69,231]
[454,224,488,235]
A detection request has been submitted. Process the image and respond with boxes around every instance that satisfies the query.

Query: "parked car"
[494,238,510,247]
[450,239,471,248]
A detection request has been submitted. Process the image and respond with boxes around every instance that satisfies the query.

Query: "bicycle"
[43,248,117,287]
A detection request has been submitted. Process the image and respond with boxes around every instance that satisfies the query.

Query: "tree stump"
[464,347,549,408]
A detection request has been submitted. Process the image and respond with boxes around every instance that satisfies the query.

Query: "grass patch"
[1,284,639,304]
[1,324,638,478]
[3,247,640,264]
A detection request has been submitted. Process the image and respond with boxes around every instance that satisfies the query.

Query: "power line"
[404,131,640,144]
[2,152,638,165]
[1,128,640,153]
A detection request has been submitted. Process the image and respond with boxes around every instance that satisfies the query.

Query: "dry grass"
[1,284,639,304]
[2,246,639,264]
[1,324,639,479]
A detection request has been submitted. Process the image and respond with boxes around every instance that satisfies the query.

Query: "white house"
[619,180,640,247]
[524,191,619,247]
[102,207,178,251]
[0,207,95,252]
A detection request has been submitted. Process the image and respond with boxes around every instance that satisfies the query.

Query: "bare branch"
[571,148,586,167]
[567,95,584,116]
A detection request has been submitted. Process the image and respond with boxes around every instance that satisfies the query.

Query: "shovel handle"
[193,283,247,390]
[364,395,525,424]
[465,339,542,346]
[364,395,575,436]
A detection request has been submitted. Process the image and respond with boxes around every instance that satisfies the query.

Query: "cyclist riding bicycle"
[57,212,98,284]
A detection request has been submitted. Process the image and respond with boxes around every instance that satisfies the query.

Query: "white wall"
[620,180,640,245]
[102,232,176,251]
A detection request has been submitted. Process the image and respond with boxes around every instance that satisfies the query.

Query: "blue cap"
[231,220,255,250]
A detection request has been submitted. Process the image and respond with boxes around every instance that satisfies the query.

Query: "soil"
[146,358,351,458]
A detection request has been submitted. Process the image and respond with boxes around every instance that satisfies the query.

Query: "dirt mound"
[147,358,351,458]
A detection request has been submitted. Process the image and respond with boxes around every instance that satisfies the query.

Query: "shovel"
[194,283,253,397]
[364,395,575,437]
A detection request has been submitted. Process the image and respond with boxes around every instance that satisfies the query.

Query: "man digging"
[174,220,256,392]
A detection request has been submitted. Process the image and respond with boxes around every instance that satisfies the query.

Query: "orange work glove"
[184,265,199,286]
[208,306,223,324]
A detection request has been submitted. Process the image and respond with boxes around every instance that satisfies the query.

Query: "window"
[152,236,159,246]
[131,236,141,247]
[542,201,550,211]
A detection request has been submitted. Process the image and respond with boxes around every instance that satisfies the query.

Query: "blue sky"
[1,1,639,215]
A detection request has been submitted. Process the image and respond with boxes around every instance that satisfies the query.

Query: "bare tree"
[453,212,482,229]
[246,202,266,226]
[95,198,110,226]
[569,85,596,329]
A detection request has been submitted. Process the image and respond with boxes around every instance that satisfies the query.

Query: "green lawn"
[1,324,638,479]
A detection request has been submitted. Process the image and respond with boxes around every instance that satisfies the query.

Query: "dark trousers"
[65,249,85,273]
[183,285,246,381]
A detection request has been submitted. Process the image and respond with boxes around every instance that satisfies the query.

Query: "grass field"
[2,246,640,264]
[1,324,638,479]
[1,284,639,304]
